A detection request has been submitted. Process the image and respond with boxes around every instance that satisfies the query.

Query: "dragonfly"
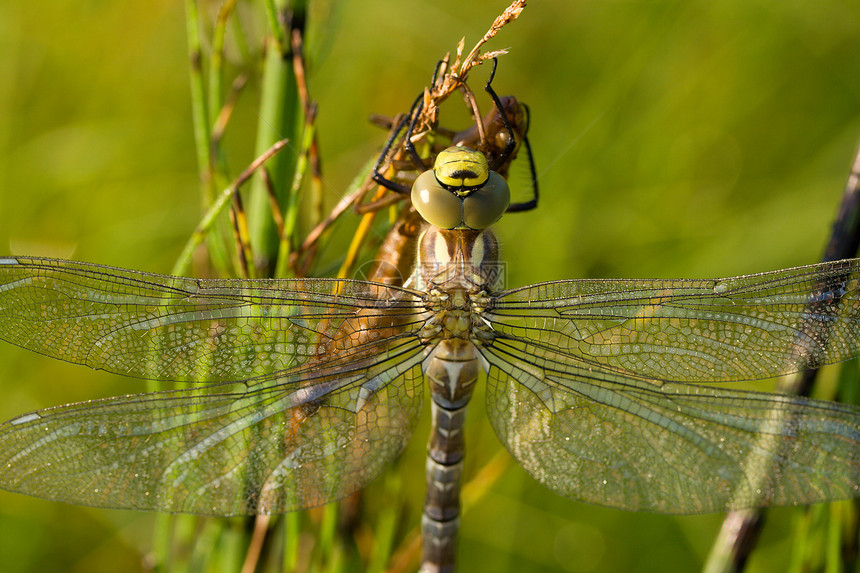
[2,81,860,573]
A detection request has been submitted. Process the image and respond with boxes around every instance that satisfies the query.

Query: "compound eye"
[412,169,463,229]
[411,146,511,230]
[462,171,510,229]
[433,147,489,189]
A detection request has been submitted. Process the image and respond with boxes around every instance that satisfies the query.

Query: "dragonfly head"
[411,146,511,230]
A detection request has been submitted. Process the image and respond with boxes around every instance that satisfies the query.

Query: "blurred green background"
[1,0,859,572]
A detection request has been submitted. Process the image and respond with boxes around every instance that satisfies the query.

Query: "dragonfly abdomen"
[421,400,466,573]
[421,339,479,573]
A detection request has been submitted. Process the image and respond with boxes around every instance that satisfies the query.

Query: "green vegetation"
[0,1,858,572]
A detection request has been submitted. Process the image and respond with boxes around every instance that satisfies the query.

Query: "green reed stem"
[247,0,305,276]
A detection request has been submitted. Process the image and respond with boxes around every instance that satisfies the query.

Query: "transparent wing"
[0,257,427,382]
[491,259,860,383]
[484,359,860,513]
[0,353,425,515]
[0,257,430,514]
[483,259,860,512]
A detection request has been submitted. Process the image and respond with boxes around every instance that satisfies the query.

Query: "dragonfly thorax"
[412,226,495,407]
[411,225,499,369]
[409,226,502,293]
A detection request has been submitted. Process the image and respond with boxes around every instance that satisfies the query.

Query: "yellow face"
[432,147,490,191]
